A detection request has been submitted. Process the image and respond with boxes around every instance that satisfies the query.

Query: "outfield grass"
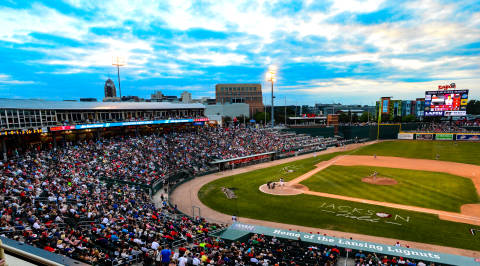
[301,165,479,212]
[352,140,480,165]
[199,153,480,251]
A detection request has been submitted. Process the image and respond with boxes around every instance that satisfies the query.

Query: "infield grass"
[352,140,480,165]
[199,152,480,251]
[301,165,479,212]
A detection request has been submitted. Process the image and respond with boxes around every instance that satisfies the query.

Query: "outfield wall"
[398,132,480,141]
[285,123,421,140]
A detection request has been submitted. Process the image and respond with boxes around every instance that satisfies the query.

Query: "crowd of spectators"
[12,127,333,186]
[0,149,225,264]
[167,234,341,265]
[405,122,480,133]
[0,125,434,265]
[0,126,341,265]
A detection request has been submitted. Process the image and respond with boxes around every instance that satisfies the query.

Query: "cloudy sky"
[0,0,479,105]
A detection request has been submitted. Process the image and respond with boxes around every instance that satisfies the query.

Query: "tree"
[467,100,480,115]
[352,113,359,123]
[338,112,349,123]
[253,112,270,124]
[359,112,369,123]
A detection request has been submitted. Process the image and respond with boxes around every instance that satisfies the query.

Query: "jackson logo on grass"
[376,212,392,218]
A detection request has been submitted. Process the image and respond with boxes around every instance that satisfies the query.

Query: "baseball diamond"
[177,141,480,259]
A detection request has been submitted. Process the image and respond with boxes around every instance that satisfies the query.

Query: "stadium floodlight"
[266,65,277,128]
[112,56,126,98]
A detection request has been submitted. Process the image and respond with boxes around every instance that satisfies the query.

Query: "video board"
[424,89,468,116]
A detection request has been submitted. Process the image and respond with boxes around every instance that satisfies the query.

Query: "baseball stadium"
[1,90,480,266]
[2,1,480,266]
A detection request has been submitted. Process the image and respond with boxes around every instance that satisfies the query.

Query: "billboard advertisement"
[398,133,414,140]
[50,118,209,131]
[424,89,468,116]
[416,133,433,140]
[436,133,453,140]
[456,134,480,141]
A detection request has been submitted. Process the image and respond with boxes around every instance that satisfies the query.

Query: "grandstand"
[1,99,480,265]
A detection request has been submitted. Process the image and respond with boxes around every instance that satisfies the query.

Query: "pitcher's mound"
[362,176,398,186]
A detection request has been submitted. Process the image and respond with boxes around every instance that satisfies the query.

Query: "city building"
[150,91,179,103]
[181,91,192,103]
[314,103,375,116]
[415,98,425,117]
[150,91,164,102]
[80,98,97,102]
[215,83,263,115]
[104,78,117,98]
[121,96,144,102]
[376,97,425,120]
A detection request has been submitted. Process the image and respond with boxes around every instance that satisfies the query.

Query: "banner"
[397,133,414,140]
[229,223,478,266]
[436,134,453,140]
[50,118,209,132]
[416,134,433,140]
[456,134,480,141]
[381,99,390,114]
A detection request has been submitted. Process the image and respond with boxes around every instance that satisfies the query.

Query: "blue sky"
[0,0,479,105]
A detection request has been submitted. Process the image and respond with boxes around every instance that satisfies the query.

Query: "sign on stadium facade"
[456,134,480,141]
[397,133,414,140]
[230,223,478,265]
[435,134,454,140]
[416,133,434,140]
[49,118,209,132]
[0,128,43,136]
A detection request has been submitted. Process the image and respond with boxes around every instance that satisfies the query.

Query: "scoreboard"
[424,89,468,116]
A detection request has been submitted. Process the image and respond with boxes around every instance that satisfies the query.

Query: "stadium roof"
[0,98,205,110]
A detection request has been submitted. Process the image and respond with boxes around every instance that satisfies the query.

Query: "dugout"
[210,152,275,171]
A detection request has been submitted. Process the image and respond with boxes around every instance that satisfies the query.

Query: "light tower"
[266,65,277,128]
[112,56,126,98]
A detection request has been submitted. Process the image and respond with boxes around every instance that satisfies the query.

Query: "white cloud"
[0,3,89,43]
[330,0,385,15]
[177,51,248,66]
[281,77,480,104]
[0,74,36,85]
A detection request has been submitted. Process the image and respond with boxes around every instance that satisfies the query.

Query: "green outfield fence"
[284,123,424,140]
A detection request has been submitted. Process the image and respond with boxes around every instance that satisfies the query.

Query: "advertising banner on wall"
[229,223,478,266]
[381,98,390,114]
[398,133,414,140]
[436,134,453,140]
[416,134,433,140]
[50,118,209,132]
[456,134,480,141]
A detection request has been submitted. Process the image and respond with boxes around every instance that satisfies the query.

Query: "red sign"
[194,118,209,122]
[438,83,456,90]
[50,125,76,131]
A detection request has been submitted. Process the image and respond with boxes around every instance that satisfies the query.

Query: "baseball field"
[197,141,480,252]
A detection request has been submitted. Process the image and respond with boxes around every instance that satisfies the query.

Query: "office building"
[215,83,263,115]
[104,79,117,98]
[181,91,192,103]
